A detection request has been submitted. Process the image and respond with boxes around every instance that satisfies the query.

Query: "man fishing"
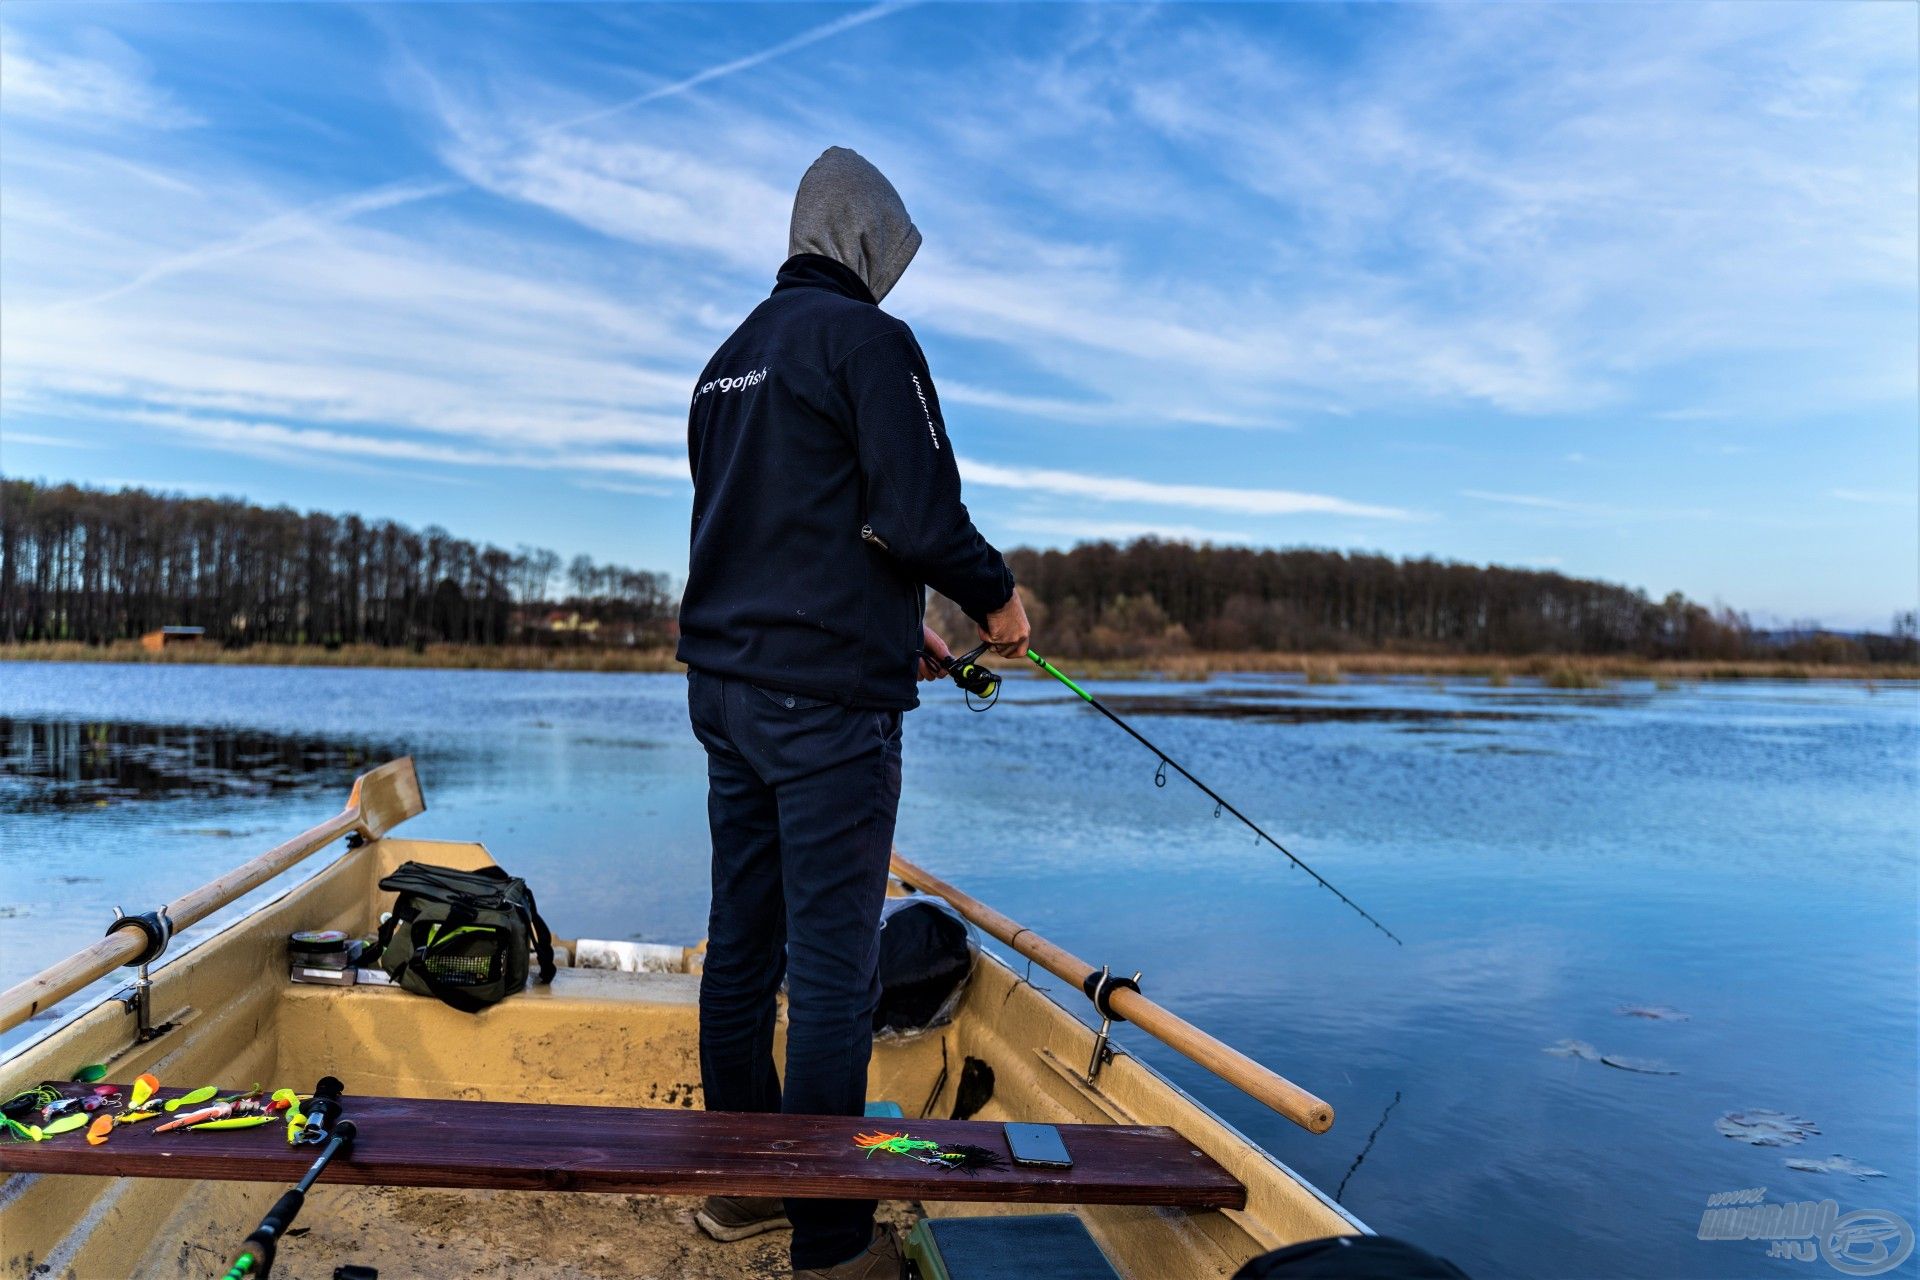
[677,146,1031,1279]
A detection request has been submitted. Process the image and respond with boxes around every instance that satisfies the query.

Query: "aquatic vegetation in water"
[1544,1040,1678,1074]
[0,718,401,812]
[1066,695,1548,728]
[1616,1004,1690,1021]
[1717,1110,1821,1146]
[1454,744,1557,756]
[1783,1155,1885,1179]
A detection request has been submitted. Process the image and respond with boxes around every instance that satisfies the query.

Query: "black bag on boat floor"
[375,862,555,1014]
[873,895,976,1038]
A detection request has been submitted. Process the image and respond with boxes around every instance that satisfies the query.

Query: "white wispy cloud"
[104,409,691,482]
[965,458,1410,518]
[69,179,461,310]
[575,478,678,498]
[1827,488,1915,506]
[1460,490,1603,514]
[1004,516,1251,546]
[0,430,94,450]
[0,25,200,129]
[940,381,1280,430]
[1460,489,1715,522]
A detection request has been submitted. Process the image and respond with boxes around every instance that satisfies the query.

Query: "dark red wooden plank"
[0,1084,1244,1210]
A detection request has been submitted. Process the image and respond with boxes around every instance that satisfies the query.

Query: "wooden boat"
[0,759,1366,1278]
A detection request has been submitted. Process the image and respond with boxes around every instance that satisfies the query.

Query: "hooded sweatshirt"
[675,149,1014,710]
[788,146,924,303]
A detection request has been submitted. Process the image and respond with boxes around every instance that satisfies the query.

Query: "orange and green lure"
[852,1130,1005,1174]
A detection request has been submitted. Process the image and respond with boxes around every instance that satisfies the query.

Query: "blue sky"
[1,3,1914,627]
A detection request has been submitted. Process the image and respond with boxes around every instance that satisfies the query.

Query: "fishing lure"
[852,1130,1006,1173]
[273,1089,306,1145]
[44,1091,123,1120]
[120,1083,222,1125]
[155,1095,290,1134]
[1,1085,61,1121]
[2,1113,88,1142]
[185,1115,275,1132]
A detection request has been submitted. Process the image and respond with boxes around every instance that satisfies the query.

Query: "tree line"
[0,480,673,647]
[927,541,1915,664]
[4,478,1911,663]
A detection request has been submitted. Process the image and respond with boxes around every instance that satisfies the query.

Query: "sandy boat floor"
[161,1186,924,1280]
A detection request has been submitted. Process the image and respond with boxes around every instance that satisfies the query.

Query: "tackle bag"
[374,862,556,1014]
[872,894,977,1039]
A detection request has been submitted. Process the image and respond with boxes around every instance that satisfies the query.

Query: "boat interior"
[0,762,1362,1279]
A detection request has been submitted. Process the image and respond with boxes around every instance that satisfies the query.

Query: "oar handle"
[0,758,424,1034]
[891,852,1334,1134]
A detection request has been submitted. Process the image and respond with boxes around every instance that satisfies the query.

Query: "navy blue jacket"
[676,255,1015,709]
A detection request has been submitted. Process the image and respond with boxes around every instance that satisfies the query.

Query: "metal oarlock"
[106,905,175,1043]
[1083,964,1144,1086]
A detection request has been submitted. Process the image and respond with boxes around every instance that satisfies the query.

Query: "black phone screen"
[1003,1121,1073,1168]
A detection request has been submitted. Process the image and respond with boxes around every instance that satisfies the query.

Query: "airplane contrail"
[67,1,916,309]
[538,1,916,136]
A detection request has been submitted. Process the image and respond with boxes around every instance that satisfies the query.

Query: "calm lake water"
[2,661,1916,1279]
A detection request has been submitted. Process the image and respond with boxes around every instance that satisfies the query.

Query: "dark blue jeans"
[687,669,903,1270]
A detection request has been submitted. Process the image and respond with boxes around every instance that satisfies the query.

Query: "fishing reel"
[938,642,1001,710]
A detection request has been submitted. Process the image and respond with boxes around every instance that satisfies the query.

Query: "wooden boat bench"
[1,1087,1246,1210]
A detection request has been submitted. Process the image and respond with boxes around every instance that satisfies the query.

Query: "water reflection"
[0,718,398,812]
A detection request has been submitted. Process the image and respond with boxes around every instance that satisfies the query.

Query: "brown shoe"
[792,1225,903,1279]
[695,1194,791,1241]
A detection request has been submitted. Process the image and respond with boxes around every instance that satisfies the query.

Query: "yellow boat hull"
[1,834,1362,1278]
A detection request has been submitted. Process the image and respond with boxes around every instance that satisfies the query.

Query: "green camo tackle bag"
[374,861,556,1013]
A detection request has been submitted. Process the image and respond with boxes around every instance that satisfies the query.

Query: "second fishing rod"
[939,642,1402,946]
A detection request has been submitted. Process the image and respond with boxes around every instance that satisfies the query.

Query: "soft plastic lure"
[274,1089,306,1145]
[2,1113,88,1142]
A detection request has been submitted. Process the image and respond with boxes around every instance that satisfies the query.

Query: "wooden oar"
[0,758,424,1035]
[890,851,1335,1135]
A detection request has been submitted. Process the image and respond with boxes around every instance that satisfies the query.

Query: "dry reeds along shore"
[1,641,1912,684]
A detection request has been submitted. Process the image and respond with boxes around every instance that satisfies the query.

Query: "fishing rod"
[221,1076,360,1280]
[939,643,1402,945]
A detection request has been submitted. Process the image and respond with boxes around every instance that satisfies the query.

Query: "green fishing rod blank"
[1023,648,1402,946]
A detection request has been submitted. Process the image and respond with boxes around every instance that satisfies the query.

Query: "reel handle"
[944,643,1000,698]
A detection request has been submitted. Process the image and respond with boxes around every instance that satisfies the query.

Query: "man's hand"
[918,624,953,681]
[979,588,1031,659]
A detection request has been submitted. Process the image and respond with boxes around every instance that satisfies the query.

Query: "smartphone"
[1003,1122,1073,1169]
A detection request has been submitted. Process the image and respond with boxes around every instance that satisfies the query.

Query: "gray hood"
[788,146,921,304]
